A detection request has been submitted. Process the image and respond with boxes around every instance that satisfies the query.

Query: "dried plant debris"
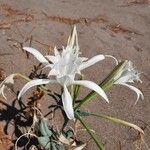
[27,88,44,107]
[0,4,34,29]
[120,0,149,6]
[7,36,53,59]
[34,39,53,52]
[0,4,107,28]
[127,0,149,5]
[7,38,24,53]
[0,18,34,29]
[43,13,107,25]
[108,24,142,35]
[84,15,108,25]
[0,4,34,18]
[0,124,12,150]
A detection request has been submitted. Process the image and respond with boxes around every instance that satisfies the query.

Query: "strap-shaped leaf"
[39,118,52,137]
[75,110,90,117]
[38,136,50,150]
[66,129,74,139]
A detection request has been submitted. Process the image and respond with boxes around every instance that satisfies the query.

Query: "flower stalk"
[75,113,104,150]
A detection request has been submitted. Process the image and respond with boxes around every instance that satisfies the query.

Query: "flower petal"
[79,55,105,71]
[119,83,144,104]
[18,79,56,99]
[72,80,109,103]
[48,68,58,76]
[114,74,135,84]
[67,25,78,51]
[0,85,6,100]
[54,46,60,57]
[23,47,49,65]
[62,85,74,119]
[45,55,58,64]
[42,64,53,70]
[105,55,118,65]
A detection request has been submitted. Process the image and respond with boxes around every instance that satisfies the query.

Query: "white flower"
[18,26,114,119]
[114,60,144,104]
[0,74,16,100]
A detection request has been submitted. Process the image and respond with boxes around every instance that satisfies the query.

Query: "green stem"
[16,73,31,81]
[70,85,74,99]
[76,113,104,150]
[73,84,80,101]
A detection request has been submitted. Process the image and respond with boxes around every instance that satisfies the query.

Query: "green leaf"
[75,110,90,117]
[38,136,50,150]
[40,118,52,137]
[55,143,65,150]
[65,129,74,139]
[75,113,104,150]
[51,142,57,150]
[89,112,144,134]
[73,74,84,103]
[77,110,144,135]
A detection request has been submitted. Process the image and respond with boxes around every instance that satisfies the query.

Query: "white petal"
[48,69,58,76]
[62,85,74,119]
[54,46,60,57]
[3,74,16,85]
[72,80,109,103]
[74,26,79,53]
[23,47,49,65]
[0,74,16,100]
[45,55,58,63]
[119,83,144,104]
[80,57,88,62]
[42,64,53,70]
[18,79,56,99]
[114,74,134,84]
[79,55,105,71]
[67,26,77,48]
[105,55,119,65]
[0,85,7,100]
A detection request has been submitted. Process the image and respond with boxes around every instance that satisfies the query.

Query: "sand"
[0,0,150,149]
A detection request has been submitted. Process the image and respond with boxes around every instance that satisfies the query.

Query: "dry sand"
[0,0,150,149]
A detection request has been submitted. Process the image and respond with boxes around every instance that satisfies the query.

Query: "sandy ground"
[0,0,150,149]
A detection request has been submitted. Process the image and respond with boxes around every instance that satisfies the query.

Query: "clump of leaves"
[35,117,86,150]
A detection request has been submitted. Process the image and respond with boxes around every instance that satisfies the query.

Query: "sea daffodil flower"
[114,60,144,104]
[18,26,116,119]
